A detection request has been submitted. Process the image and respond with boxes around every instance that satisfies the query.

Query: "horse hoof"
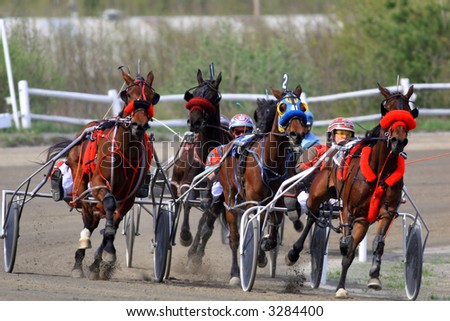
[257,256,268,268]
[285,250,298,266]
[336,288,348,298]
[88,270,100,281]
[368,278,382,290]
[78,239,92,249]
[102,251,116,263]
[180,232,193,247]
[99,262,115,280]
[260,236,277,252]
[229,277,240,287]
[71,268,84,278]
[293,219,304,232]
[186,257,202,272]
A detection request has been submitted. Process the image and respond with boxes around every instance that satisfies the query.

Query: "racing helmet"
[327,117,355,145]
[229,113,254,130]
[220,114,230,130]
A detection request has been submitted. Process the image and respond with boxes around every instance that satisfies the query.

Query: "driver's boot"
[50,168,64,201]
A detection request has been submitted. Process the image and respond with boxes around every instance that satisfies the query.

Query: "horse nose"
[288,132,303,145]
[190,121,202,133]
[391,137,408,153]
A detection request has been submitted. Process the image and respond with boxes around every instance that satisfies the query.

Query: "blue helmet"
[305,111,314,126]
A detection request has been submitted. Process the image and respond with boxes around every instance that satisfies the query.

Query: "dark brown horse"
[46,68,159,279]
[286,83,419,297]
[170,68,230,248]
[219,85,308,285]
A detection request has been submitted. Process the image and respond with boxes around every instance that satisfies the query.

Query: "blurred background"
[0,0,449,143]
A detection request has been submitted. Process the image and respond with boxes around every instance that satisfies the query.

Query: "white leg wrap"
[78,228,92,249]
[296,191,309,216]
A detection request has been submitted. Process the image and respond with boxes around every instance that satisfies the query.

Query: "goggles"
[334,130,353,138]
[233,128,250,136]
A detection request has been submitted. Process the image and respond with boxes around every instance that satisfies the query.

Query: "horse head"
[254,98,277,133]
[185,69,222,133]
[377,83,418,154]
[119,68,160,138]
[271,84,308,147]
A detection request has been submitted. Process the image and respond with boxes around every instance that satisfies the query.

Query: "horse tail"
[45,138,73,162]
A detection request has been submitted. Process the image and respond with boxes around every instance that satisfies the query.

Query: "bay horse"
[170,68,230,248]
[185,97,277,269]
[46,67,159,279]
[285,83,419,297]
[219,85,308,285]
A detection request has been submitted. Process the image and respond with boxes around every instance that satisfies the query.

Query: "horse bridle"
[185,81,222,130]
[380,92,416,116]
[120,76,160,105]
[184,80,222,106]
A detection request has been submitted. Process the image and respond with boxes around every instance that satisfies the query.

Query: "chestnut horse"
[170,68,230,248]
[46,68,159,279]
[286,83,419,297]
[219,85,308,285]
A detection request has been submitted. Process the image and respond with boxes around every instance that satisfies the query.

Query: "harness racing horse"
[219,85,308,285]
[46,68,160,279]
[170,68,230,248]
[285,83,419,297]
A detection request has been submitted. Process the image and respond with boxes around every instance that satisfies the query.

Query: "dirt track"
[0,132,449,301]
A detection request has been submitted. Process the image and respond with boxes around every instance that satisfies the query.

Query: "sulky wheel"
[153,206,171,282]
[404,222,423,300]
[309,224,327,289]
[3,200,20,273]
[124,208,136,268]
[239,212,259,292]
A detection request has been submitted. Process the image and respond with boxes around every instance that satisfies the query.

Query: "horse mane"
[365,124,381,139]
[254,98,277,133]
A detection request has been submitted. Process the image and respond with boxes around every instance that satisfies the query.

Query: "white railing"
[7,79,450,129]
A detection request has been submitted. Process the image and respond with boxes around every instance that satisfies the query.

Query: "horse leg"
[368,216,393,290]
[285,213,315,265]
[72,204,100,278]
[179,186,193,247]
[88,243,104,280]
[260,212,282,252]
[72,249,86,278]
[227,209,240,286]
[101,192,117,263]
[335,221,368,297]
[187,206,217,269]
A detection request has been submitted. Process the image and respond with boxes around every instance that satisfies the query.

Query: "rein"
[70,119,149,208]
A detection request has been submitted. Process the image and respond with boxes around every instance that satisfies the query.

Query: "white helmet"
[327,117,355,133]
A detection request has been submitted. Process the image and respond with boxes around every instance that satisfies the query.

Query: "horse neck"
[263,114,290,168]
[197,108,223,162]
